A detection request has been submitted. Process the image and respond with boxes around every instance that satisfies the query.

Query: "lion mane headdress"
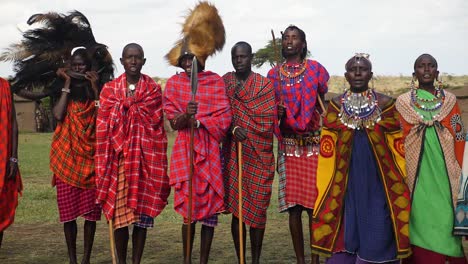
[0,10,114,94]
[165,1,225,68]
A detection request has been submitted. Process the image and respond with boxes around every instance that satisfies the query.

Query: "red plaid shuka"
[163,71,232,221]
[267,59,329,135]
[222,72,276,228]
[0,78,22,232]
[95,73,170,220]
[50,100,97,189]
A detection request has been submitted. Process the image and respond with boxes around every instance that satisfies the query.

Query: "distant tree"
[252,38,282,68]
[252,38,312,68]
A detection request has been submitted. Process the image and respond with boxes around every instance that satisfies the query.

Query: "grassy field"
[326,74,468,95]
[3,113,468,262]
[156,75,468,95]
[0,133,310,264]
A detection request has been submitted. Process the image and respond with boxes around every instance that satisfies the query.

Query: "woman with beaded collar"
[267,25,329,264]
[396,54,467,263]
[312,54,411,263]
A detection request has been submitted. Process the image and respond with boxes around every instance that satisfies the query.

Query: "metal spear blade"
[190,56,198,100]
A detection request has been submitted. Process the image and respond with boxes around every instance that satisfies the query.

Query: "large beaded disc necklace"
[410,80,445,113]
[279,60,306,87]
[339,88,382,129]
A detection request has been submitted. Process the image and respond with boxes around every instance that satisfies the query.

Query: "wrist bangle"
[9,157,18,163]
[196,120,200,128]
[61,87,71,94]
[94,100,100,107]
[232,126,240,136]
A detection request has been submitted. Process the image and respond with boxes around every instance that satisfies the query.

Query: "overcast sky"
[0,0,467,79]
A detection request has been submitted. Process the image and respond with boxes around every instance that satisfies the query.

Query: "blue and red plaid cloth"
[95,73,170,221]
[267,59,329,135]
[163,71,231,221]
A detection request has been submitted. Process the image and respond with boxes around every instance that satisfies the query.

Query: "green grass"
[3,133,467,263]
[0,133,308,264]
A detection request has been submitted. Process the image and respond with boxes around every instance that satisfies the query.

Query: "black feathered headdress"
[0,10,114,95]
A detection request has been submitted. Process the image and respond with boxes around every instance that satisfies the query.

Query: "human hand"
[85,71,99,96]
[233,126,247,141]
[186,101,198,116]
[6,159,18,181]
[277,104,286,119]
[56,68,71,81]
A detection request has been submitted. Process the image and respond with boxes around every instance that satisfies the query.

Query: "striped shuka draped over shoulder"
[50,100,97,189]
[163,71,232,221]
[95,73,170,220]
[222,72,276,228]
[0,78,22,232]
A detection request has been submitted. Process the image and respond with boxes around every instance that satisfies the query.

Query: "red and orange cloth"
[50,100,97,189]
[222,72,276,228]
[95,73,170,221]
[0,78,22,232]
[163,71,231,221]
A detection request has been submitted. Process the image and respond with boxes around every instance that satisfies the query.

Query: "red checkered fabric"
[277,151,318,211]
[183,214,218,227]
[163,71,231,221]
[267,59,329,135]
[96,73,170,221]
[222,72,276,228]
[0,78,22,232]
[50,100,97,189]
[55,175,101,223]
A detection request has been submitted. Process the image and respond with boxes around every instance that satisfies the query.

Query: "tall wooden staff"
[108,219,117,264]
[186,56,198,261]
[271,29,283,105]
[237,142,244,264]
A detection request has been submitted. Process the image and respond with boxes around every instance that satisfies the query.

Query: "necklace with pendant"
[127,82,137,97]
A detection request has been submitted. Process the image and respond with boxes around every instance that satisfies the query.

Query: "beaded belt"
[281,132,320,146]
[281,131,321,157]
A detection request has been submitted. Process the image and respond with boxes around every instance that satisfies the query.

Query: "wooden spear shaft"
[187,113,195,262]
[237,142,244,264]
[187,56,198,263]
[108,219,117,264]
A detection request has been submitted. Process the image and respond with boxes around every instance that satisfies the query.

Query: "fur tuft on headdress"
[165,1,225,68]
[0,10,114,94]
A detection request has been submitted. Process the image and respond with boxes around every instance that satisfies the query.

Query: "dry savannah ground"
[1,76,468,263]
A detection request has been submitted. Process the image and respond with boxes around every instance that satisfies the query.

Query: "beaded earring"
[410,76,417,91]
[435,77,443,91]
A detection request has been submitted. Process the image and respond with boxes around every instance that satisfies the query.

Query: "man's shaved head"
[122,43,144,58]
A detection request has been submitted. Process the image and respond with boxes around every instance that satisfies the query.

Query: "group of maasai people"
[1,16,468,264]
